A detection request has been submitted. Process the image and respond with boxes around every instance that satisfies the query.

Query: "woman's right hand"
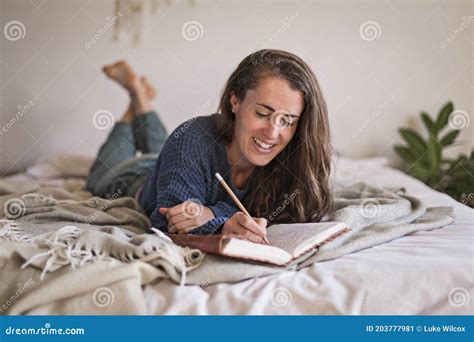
[222,212,268,244]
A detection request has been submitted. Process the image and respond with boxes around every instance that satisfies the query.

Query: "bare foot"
[103,60,140,92]
[121,77,156,122]
[140,76,156,100]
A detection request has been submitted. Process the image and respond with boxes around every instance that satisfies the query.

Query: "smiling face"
[227,76,305,170]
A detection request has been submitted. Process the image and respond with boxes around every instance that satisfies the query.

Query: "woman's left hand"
[159,200,215,234]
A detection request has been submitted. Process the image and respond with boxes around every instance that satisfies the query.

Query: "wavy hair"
[216,49,333,224]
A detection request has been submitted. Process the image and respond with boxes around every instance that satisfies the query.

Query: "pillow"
[26,154,94,179]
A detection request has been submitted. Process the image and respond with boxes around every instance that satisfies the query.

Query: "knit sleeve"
[149,126,235,235]
[208,201,239,222]
[193,200,240,235]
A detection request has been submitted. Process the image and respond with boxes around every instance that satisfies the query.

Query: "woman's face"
[229,76,304,168]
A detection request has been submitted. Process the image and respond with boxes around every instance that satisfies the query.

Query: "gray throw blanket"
[0,178,454,287]
[0,186,204,286]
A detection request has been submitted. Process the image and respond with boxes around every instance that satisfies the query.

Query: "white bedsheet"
[143,157,473,315]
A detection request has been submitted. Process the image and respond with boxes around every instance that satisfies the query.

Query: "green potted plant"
[394,102,473,207]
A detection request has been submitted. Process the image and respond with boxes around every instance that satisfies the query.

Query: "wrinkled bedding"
[0,154,472,314]
[144,157,473,314]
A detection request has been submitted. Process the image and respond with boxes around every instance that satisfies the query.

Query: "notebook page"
[266,222,343,256]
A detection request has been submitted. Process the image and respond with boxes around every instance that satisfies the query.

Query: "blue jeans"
[85,111,167,199]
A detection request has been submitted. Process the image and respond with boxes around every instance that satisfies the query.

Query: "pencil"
[215,172,270,245]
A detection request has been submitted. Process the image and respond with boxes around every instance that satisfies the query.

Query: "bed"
[0,154,472,315]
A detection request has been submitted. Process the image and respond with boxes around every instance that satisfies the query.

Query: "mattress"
[142,157,473,314]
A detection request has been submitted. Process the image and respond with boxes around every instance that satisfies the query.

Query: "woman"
[86,49,332,244]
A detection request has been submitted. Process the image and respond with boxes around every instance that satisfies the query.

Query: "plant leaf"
[408,164,430,183]
[394,145,417,162]
[428,136,441,171]
[440,130,460,147]
[399,128,427,156]
[421,112,436,136]
[435,102,454,133]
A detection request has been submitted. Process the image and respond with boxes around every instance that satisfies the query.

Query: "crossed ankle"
[127,77,143,94]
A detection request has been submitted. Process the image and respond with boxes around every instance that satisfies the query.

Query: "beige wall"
[0,0,472,175]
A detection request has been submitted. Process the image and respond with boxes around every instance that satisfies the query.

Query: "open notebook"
[167,221,350,266]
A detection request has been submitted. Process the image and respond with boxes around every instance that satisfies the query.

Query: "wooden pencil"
[215,172,270,245]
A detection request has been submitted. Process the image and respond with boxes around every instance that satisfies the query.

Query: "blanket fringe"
[8,224,113,280]
[0,219,33,242]
[1,220,202,284]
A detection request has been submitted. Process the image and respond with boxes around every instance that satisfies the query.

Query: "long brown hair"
[216,49,332,224]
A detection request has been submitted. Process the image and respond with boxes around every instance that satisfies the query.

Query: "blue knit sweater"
[138,113,248,234]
